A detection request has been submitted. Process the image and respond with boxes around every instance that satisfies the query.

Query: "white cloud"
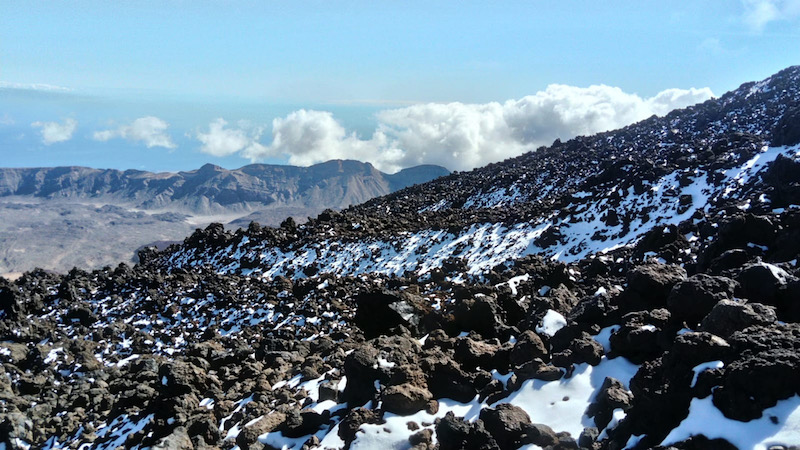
[195,118,267,157]
[93,116,176,149]
[0,81,72,92]
[31,118,77,145]
[742,0,800,30]
[0,114,15,126]
[237,84,713,173]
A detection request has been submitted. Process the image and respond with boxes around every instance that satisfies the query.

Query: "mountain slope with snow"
[2,67,800,450]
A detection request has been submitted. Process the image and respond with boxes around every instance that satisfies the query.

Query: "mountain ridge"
[0,159,449,274]
[0,159,450,215]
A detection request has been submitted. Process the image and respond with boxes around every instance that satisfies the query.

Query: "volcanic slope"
[2,66,800,449]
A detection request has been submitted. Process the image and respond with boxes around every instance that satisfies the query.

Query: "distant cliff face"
[0,160,449,275]
[0,160,450,215]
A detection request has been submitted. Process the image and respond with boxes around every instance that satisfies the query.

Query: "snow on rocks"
[4,67,800,450]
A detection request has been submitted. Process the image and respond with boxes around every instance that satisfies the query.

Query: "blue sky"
[1,1,799,173]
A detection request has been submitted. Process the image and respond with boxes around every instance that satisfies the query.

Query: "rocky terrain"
[0,161,448,275]
[1,66,800,449]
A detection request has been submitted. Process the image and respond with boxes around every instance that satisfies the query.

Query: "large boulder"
[737,262,795,305]
[235,412,286,448]
[421,352,477,403]
[478,404,532,448]
[667,274,738,325]
[620,264,686,311]
[454,337,508,371]
[699,300,776,338]
[435,412,499,450]
[453,294,511,339]
[354,290,434,339]
[509,330,548,367]
[713,323,800,421]
[337,408,382,447]
[342,346,385,406]
[382,383,433,415]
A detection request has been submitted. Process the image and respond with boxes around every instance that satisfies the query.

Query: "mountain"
[2,67,800,449]
[0,160,449,275]
[0,160,450,214]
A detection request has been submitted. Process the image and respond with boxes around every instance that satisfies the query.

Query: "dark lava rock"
[520,422,559,447]
[587,377,633,430]
[713,323,800,421]
[771,106,800,147]
[338,408,382,447]
[737,262,795,306]
[354,289,434,339]
[478,403,532,448]
[699,300,777,338]
[342,346,384,406]
[435,412,499,450]
[64,304,98,327]
[382,383,433,415]
[409,428,433,449]
[421,353,478,403]
[236,412,287,448]
[551,331,603,367]
[278,409,327,439]
[454,337,508,371]
[158,361,216,396]
[509,330,548,367]
[620,264,687,311]
[666,274,738,326]
[626,332,733,446]
[764,153,800,207]
[453,294,511,339]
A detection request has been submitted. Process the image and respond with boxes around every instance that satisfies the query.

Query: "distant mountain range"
[0,160,448,275]
[0,160,448,214]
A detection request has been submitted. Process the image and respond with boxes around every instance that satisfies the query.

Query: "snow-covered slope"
[3,67,800,450]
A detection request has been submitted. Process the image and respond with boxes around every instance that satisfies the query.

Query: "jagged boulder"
[587,377,633,430]
[342,346,384,406]
[338,408,382,447]
[509,330,548,367]
[435,412,499,450]
[666,274,738,325]
[452,294,512,339]
[354,289,434,338]
[713,323,800,421]
[619,264,687,311]
[382,383,433,415]
[235,412,286,448]
[478,404,532,448]
[421,352,477,403]
[699,300,776,338]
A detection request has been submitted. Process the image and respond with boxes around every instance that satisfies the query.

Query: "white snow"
[661,395,800,449]
[535,310,567,337]
[499,274,530,296]
[504,357,638,438]
[690,360,723,388]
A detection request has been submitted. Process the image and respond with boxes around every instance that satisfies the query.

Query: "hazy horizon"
[2,0,799,173]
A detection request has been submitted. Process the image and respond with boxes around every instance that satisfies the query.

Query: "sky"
[1,0,799,173]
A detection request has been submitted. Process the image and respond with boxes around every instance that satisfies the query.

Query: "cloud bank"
[742,0,800,30]
[31,118,77,144]
[198,84,714,173]
[93,116,176,149]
